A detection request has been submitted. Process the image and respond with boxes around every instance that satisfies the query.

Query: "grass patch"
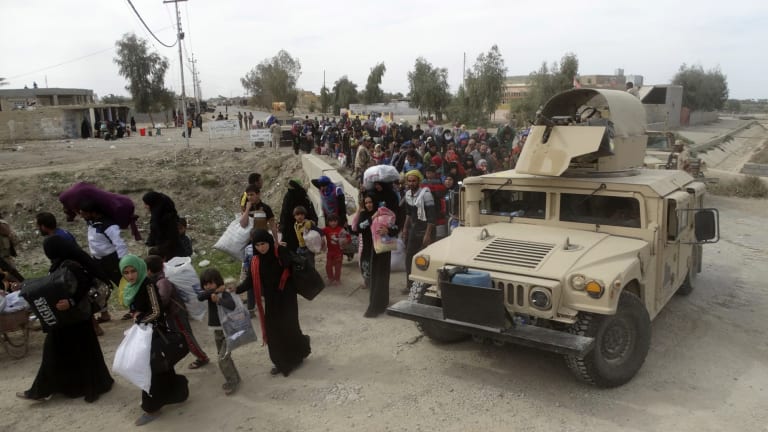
[708,175,768,198]
[198,176,221,187]
[194,249,242,281]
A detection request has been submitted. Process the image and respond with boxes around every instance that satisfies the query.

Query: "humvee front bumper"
[387,301,595,356]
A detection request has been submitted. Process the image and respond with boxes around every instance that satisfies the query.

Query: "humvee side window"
[666,198,690,241]
[480,190,546,219]
[560,194,641,228]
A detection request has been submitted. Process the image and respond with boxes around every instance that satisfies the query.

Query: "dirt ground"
[0,130,767,432]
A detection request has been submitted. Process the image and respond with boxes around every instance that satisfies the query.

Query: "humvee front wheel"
[565,291,650,387]
[410,282,470,344]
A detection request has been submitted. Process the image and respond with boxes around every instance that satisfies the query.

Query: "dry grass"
[749,140,768,164]
[708,175,768,198]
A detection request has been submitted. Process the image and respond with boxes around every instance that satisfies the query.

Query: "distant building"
[0,87,129,142]
[501,75,531,106]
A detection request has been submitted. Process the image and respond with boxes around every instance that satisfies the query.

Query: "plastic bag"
[390,238,407,272]
[363,165,400,190]
[112,324,153,393]
[164,257,206,321]
[217,293,257,353]
[213,216,253,261]
[303,229,323,254]
[371,207,398,254]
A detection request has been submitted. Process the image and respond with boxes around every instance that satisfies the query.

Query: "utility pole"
[164,0,189,147]
[189,53,200,114]
[462,52,466,89]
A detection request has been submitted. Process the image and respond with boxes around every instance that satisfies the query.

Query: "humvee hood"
[438,223,647,280]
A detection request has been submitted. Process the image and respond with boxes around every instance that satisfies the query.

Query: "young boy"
[321,215,348,285]
[293,206,316,268]
[198,268,241,395]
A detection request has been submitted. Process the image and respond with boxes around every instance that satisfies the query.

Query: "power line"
[125,0,177,48]
[8,47,114,80]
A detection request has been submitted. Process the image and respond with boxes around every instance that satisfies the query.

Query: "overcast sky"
[1,0,766,101]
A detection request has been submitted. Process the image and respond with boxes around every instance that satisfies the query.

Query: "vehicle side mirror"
[694,209,719,243]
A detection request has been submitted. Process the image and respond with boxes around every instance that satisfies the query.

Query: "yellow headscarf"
[405,170,423,182]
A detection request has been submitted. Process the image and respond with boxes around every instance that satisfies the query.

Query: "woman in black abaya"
[142,191,184,259]
[279,179,318,252]
[238,229,311,376]
[17,236,114,403]
[363,181,403,317]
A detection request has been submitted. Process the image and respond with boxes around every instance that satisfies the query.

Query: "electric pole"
[164,0,189,147]
[189,53,200,114]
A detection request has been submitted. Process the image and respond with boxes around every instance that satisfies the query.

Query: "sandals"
[135,412,160,426]
[188,358,210,369]
[16,391,51,402]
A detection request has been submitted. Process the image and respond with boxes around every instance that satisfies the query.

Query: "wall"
[0,107,83,143]
[348,101,419,116]
[300,154,359,228]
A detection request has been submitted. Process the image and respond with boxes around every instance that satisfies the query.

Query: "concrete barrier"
[301,154,359,227]
[741,163,768,177]
[691,120,759,153]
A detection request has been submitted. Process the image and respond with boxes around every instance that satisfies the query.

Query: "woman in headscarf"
[237,229,311,377]
[142,191,184,259]
[362,181,403,318]
[279,179,318,252]
[350,193,376,291]
[121,254,189,426]
[16,236,114,403]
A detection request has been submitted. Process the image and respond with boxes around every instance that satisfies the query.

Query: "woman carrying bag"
[120,254,189,427]
[237,229,311,377]
[17,236,114,403]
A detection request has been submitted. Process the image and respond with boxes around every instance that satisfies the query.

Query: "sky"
[1,0,766,101]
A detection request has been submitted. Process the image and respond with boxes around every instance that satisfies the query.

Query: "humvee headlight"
[414,255,430,271]
[529,287,552,310]
[570,274,586,290]
[585,280,604,299]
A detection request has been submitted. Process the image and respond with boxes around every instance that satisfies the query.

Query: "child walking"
[198,268,241,395]
[322,214,348,285]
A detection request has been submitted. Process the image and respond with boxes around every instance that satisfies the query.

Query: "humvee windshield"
[646,134,669,150]
[480,189,546,219]
[559,194,641,228]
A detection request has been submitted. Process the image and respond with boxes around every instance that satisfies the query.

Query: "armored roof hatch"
[515,89,647,176]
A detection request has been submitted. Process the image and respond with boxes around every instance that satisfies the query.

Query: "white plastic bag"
[213,216,253,260]
[363,165,400,190]
[217,293,257,353]
[303,229,323,254]
[390,238,407,272]
[112,324,153,393]
[165,256,206,321]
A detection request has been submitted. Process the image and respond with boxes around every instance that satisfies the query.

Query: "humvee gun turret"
[387,89,719,387]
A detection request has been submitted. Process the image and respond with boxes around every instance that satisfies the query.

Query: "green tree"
[241,50,302,112]
[448,46,507,125]
[672,64,729,111]
[724,99,741,113]
[113,33,170,124]
[407,57,451,121]
[331,76,358,115]
[319,85,332,114]
[510,53,579,123]
[362,62,386,104]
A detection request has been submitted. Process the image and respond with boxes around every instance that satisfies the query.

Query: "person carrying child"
[321,214,349,285]
[198,268,242,395]
[145,255,210,370]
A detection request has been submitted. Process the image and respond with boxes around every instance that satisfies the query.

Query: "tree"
[319,85,332,114]
[672,64,729,111]
[241,50,302,112]
[331,76,358,115]
[510,53,579,124]
[408,57,451,121]
[113,33,170,124]
[447,46,507,125]
[362,62,386,104]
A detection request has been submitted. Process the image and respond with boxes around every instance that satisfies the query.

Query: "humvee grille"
[474,238,555,269]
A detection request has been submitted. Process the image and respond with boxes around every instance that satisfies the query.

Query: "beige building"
[0,88,95,111]
[501,75,531,106]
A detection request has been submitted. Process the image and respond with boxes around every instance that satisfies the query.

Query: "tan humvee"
[388,89,719,387]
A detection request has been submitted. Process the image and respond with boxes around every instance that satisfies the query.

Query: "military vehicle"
[387,89,720,387]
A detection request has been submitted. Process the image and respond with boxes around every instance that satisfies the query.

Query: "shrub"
[708,175,768,198]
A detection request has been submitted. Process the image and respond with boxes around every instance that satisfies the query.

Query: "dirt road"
[0,130,766,432]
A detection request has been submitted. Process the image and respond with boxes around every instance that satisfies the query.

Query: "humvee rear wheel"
[410,282,470,344]
[565,291,650,387]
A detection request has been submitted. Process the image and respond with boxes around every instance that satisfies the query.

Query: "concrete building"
[501,75,531,106]
[0,87,130,143]
[639,84,683,129]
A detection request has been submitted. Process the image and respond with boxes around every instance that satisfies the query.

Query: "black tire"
[675,274,694,296]
[410,282,469,344]
[565,291,650,388]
